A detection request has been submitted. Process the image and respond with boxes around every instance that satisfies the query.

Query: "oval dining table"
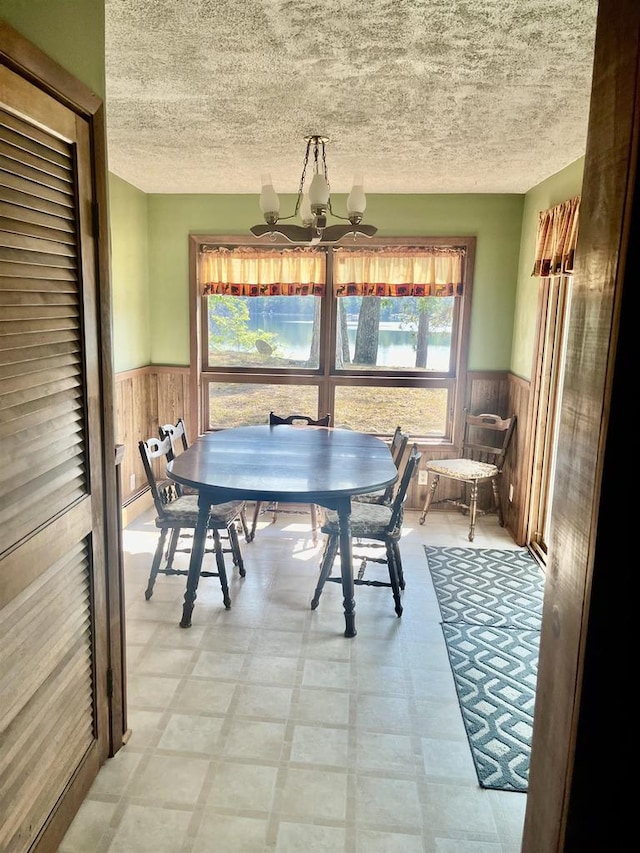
[166,424,398,637]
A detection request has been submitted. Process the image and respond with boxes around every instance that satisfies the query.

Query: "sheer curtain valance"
[532,196,580,277]
[199,244,465,297]
[333,246,464,296]
[200,246,325,296]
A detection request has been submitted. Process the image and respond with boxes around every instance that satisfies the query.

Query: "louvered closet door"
[0,67,109,852]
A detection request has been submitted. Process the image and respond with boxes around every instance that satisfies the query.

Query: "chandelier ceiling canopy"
[250,135,377,244]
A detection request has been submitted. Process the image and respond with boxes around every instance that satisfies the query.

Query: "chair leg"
[385,540,403,617]
[468,481,479,542]
[227,521,246,577]
[271,501,279,524]
[145,527,168,600]
[249,501,262,542]
[392,540,405,590]
[166,528,180,568]
[310,504,318,545]
[239,507,251,542]
[419,475,439,524]
[491,478,504,526]
[311,535,339,609]
[211,528,231,608]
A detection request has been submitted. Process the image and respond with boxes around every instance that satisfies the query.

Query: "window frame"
[189,234,475,444]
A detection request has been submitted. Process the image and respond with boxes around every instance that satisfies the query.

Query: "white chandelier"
[250,134,377,244]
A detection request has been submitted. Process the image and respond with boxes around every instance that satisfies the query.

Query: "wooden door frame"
[5,2,636,848]
[0,20,124,850]
[522,1,637,848]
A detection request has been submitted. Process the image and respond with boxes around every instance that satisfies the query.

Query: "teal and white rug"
[425,546,545,793]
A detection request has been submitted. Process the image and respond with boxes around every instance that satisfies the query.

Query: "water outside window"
[207,295,321,369]
[335,295,453,371]
[207,295,453,372]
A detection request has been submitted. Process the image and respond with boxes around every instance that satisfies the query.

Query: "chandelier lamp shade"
[250,135,377,244]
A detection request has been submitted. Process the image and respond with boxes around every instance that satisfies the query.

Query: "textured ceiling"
[105,0,598,196]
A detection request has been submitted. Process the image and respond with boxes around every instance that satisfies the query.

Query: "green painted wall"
[511,158,585,380]
[0,3,586,387]
[0,1,105,98]
[147,193,524,368]
[109,174,150,372]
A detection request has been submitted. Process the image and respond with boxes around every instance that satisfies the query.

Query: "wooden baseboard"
[121,491,154,527]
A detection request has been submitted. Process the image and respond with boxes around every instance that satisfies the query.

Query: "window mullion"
[318,247,336,415]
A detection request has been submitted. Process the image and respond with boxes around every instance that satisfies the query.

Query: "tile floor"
[59,505,528,853]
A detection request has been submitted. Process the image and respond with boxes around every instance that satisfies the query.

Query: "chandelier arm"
[251,223,316,243]
[276,224,315,243]
[251,222,376,243]
[327,207,351,222]
[322,224,378,242]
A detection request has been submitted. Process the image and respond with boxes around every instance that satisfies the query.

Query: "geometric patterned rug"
[425,546,545,793]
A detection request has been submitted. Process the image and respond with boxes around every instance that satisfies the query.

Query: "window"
[191,236,474,441]
[207,295,322,370]
[208,381,320,428]
[334,295,454,372]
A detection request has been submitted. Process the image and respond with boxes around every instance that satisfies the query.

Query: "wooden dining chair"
[159,418,251,542]
[138,435,247,608]
[354,425,409,506]
[311,444,421,617]
[159,417,190,453]
[248,411,331,544]
[418,412,516,541]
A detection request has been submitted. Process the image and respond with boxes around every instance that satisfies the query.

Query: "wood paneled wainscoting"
[115,366,192,508]
[116,366,533,546]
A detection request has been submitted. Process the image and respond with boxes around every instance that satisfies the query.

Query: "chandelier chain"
[294,138,312,216]
[322,142,336,217]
